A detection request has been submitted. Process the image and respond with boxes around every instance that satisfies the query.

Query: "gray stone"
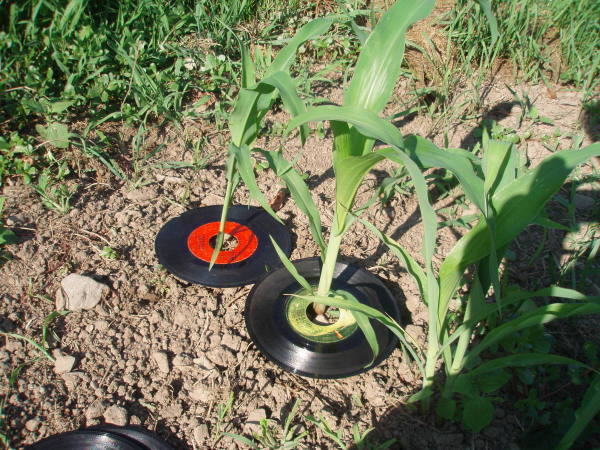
[85,400,107,420]
[56,274,108,311]
[25,418,40,432]
[574,193,595,210]
[103,405,128,426]
[244,408,267,433]
[125,186,158,202]
[193,424,209,444]
[152,351,170,373]
[53,350,76,374]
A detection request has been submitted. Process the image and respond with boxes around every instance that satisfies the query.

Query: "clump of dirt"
[1,77,596,449]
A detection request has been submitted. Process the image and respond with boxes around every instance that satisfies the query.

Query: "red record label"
[187,221,258,264]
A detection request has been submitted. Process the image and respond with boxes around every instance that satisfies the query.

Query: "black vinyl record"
[27,426,173,450]
[26,430,145,450]
[245,257,400,379]
[155,205,292,287]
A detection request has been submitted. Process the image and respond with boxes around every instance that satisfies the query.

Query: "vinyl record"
[89,425,175,450]
[245,257,400,379]
[155,205,292,287]
[26,430,145,450]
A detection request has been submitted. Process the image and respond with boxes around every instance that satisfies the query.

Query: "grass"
[444,0,600,90]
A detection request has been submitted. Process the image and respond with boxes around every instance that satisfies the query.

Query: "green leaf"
[357,217,427,301]
[336,289,379,365]
[435,397,457,420]
[36,123,71,148]
[466,353,589,379]
[256,71,309,145]
[269,236,313,294]
[230,144,282,223]
[334,153,384,232]
[465,303,600,364]
[482,139,516,199]
[229,17,334,147]
[257,149,325,253]
[462,396,494,433]
[344,0,436,113]
[403,135,485,213]
[439,143,600,322]
[556,373,600,450]
[0,228,18,246]
[49,100,74,114]
[475,0,499,45]
[475,369,512,394]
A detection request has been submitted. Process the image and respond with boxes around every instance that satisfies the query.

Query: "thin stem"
[313,219,343,314]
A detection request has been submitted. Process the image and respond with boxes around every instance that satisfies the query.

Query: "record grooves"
[155,205,291,287]
[245,257,401,379]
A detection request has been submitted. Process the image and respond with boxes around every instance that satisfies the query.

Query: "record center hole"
[307,305,340,326]
[209,233,238,251]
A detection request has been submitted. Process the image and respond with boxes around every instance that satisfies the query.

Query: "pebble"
[193,424,210,444]
[25,418,40,432]
[53,350,76,374]
[55,274,108,311]
[574,193,595,210]
[152,351,170,373]
[125,186,158,202]
[244,408,267,433]
[103,405,128,426]
[85,400,106,420]
[189,386,213,403]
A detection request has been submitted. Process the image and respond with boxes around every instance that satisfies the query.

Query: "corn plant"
[214,0,600,439]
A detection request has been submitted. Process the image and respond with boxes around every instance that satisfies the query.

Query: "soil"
[1,71,598,449]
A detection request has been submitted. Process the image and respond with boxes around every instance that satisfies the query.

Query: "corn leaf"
[269,236,313,294]
[438,143,600,320]
[335,289,379,365]
[229,17,334,147]
[357,217,427,301]
[403,135,485,212]
[230,144,282,223]
[334,153,385,233]
[344,0,435,113]
[464,303,600,365]
[257,71,309,145]
[464,353,589,379]
[437,286,600,360]
[257,149,325,253]
[557,373,600,450]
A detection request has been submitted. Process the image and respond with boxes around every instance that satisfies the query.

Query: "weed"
[306,415,396,449]
[226,398,307,449]
[211,392,235,445]
[0,198,17,265]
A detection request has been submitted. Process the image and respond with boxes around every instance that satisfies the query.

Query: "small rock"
[25,419,40,432]
[244,408,267,433]
[189,386,213,403]
[53,350,76,374]
[193,424,210,444]
[172,353,192,367]
[152,351,170,373]
[161,402,183,418]
[56,274,108,311]
[125,186,158,202]
[85,400,106,420]
[574,193,595,210]
[103,405,128,426]
[130,415,141,425]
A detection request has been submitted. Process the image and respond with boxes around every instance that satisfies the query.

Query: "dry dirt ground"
[1,78,598,449]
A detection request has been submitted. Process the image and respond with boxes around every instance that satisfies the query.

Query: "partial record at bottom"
[155,205,292,287]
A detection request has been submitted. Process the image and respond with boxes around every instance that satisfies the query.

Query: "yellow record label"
[286,296,357,343]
